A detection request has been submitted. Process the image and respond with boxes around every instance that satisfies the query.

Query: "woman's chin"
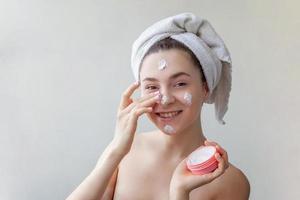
[146,112,190,136]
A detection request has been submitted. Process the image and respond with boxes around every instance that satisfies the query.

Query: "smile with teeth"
[156,110,182,118]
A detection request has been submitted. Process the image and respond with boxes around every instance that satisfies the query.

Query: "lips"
[155,110,183,121]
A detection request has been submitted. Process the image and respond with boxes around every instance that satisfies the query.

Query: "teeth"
[159,111,180,118]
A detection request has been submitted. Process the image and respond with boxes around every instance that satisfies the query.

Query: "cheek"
[176,91,194,106]
[183,92,193,106]
[177,90,204,112]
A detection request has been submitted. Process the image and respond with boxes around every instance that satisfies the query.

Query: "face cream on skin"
[186,145,219,175]
[158,59,167,70]
[164,124,175,134]
[183,92,192,106]
[161,95,168,105]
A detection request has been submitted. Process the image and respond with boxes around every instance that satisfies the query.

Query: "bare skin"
[66,49,250,200]
[113,131,250,200]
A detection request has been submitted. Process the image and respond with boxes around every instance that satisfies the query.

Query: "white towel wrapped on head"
[131,12,232,125]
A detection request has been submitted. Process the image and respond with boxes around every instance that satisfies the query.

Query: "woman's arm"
[66,82,160,200]
[101,165,118,200]
[169,189,189,200]
[66,142,124,200]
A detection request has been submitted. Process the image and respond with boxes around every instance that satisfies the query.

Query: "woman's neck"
[155,115,206,160]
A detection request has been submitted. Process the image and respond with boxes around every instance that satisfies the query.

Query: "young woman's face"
[139,49,209,135]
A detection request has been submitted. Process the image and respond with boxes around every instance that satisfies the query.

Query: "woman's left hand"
[169,140,229,196]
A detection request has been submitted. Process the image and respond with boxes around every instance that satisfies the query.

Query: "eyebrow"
[142,72,191,82]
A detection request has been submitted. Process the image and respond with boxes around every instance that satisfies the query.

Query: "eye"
[145,85,158,90]
[175,82,187,87]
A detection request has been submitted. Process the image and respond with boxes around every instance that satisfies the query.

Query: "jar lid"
[186,145,219,174]
[187,146,217,165]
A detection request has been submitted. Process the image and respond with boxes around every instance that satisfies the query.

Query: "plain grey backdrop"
[1,0,299,199]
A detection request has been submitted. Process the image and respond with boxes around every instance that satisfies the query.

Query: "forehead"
[140,49,199,80]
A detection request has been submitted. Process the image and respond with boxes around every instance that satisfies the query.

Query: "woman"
[67,13,250,200]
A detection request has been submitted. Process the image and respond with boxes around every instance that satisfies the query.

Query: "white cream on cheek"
[164,124,175,134]
[183,92,192,106]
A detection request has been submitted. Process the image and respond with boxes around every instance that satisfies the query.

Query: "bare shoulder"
[190,163,250,200]
[213,163,250,200]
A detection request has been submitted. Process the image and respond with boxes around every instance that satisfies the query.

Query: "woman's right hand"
[111,82,161,156]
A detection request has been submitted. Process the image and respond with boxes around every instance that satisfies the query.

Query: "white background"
[0,0,299,199]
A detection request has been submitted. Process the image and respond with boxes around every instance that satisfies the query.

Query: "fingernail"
[155,94,161,99]
[134,81,140,85]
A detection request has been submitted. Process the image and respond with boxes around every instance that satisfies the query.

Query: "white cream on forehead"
[183,92,192,106]
[158,59,167,70]
[164,124,175,134]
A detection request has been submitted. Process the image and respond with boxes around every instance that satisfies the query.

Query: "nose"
[159,90,175,106]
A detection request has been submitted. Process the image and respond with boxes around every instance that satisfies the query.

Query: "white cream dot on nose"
[161,95,168,104]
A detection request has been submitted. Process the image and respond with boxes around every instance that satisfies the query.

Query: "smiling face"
[140,48,209,135]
